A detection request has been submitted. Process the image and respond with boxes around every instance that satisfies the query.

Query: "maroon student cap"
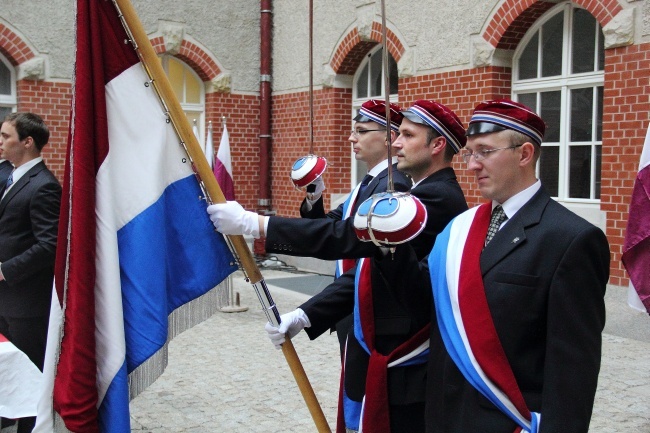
[466,99,546,146]
[353,99,404,132]
[401,100,466,153]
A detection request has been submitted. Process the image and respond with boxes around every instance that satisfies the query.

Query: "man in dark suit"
[0,158,12,184]
[208,100,468,433]
[379,100,610,433]
[0,112,61,433]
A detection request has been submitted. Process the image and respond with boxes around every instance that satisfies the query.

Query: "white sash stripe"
[444,207,533,430]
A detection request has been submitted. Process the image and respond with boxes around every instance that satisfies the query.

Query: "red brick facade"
[2,1,646,286]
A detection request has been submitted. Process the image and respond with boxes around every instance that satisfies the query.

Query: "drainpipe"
[256,0,273,255]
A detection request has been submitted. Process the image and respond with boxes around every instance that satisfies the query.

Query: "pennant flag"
[0,333,42,418]
[192,119,203,154]
[623,122,650,314]
[40,1,237,431]
[205,122,214,170]
[214,122,236,201]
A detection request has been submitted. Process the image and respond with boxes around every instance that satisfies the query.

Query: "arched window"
[512,3,604,224]
[160,56,205,142]
[0,54,16,120]
[351,46,398,184]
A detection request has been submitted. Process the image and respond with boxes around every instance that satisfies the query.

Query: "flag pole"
[112,1,331,431]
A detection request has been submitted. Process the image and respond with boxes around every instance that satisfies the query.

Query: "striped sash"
[337,258,429,432]
[335,183,364,277]
[429,204,541,433]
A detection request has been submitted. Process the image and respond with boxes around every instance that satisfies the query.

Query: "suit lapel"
[479,188,550,274]
[0,162,44,215]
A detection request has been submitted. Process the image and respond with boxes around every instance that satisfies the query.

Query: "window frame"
[351,45,398,186]
[160,55,206,144]
[0,54,17,118]
[512,2,604,207]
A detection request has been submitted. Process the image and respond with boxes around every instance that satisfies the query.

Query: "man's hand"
[264,308,311,349]
[306,176,325,202]
[206,201,261,238]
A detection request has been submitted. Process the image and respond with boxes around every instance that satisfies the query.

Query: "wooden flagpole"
[112,1,331,431]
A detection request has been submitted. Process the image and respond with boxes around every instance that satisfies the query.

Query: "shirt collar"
[494,180,541,220]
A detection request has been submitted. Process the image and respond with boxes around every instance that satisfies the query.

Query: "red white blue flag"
[622,123,650,314]
[35,1,236,431]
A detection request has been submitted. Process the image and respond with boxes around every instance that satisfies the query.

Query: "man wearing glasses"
[377,99,610,432]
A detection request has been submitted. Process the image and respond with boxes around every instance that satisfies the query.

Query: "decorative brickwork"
[0,23,35,66]
[152,37,221,82]
[484,0,623,50]
[331,24,404,75]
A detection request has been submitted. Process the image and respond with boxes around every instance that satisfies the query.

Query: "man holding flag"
[36,1,236,432]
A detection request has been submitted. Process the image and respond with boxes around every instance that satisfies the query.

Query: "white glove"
[206,201,260,238]
[264,308,311,349]
[306,176,326,203]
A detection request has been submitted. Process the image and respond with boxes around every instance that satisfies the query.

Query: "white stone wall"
[1,0,650,92]
[0,0,260,93]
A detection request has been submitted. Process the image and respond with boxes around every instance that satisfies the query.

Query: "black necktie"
[485,205,507,246]
[358,174,373,198]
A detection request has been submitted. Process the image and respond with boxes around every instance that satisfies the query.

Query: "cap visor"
[466,122,507,137]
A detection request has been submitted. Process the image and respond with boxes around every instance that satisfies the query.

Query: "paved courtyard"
[123,269,650,432]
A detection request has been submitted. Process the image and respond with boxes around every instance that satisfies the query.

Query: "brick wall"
[601,42,650,286]
[206,92,260,212]
[16,79,72,181]
[271,87,352,218]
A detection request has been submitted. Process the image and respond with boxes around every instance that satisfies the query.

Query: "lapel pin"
[512,237,520,244]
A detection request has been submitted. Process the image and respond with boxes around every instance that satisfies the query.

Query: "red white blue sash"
[429,204,541,433]
[338,258,429,432]
[335,183,364,277]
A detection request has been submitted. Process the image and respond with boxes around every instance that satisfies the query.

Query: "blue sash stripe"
[429,216,540,432]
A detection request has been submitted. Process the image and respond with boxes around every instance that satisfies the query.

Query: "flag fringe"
[127,276,231,400]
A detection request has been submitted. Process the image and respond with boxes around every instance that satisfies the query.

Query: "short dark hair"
[3,112,50,151]
[425,127,455,163]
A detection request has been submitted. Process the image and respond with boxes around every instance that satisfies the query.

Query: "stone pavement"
[123,269,650,432]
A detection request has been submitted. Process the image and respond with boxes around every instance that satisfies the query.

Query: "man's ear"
[430,136,446,155]
[519,142,536,166]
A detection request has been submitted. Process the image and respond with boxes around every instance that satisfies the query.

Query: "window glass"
[570,87,594,142]
[572,8,596,74]
[370,50,383,97]
[541,13,563,77]
[541,91,561,142]
[0,61,10,95]
[356,63,369,99]
[568,145,592,198]
[539,146,559,197]
[518,34,539,80]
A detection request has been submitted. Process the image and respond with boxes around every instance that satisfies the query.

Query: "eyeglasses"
[460,144,523,164]
[351,129,385,138]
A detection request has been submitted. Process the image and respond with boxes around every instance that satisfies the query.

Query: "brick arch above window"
[330,22,405,75]
[0,22,36,66]
[150,36,221,82]
[483,0,623,50]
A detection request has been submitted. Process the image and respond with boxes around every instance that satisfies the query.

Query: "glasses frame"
[461,144,524,164]
[350,128,385,138]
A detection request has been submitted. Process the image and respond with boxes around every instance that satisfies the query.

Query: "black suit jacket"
[0,160,12,185]
[0,161,61,318]
[295,167,468,407]
[379,187,610,432]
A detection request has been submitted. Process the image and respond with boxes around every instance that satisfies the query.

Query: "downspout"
[257,0,273,255]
